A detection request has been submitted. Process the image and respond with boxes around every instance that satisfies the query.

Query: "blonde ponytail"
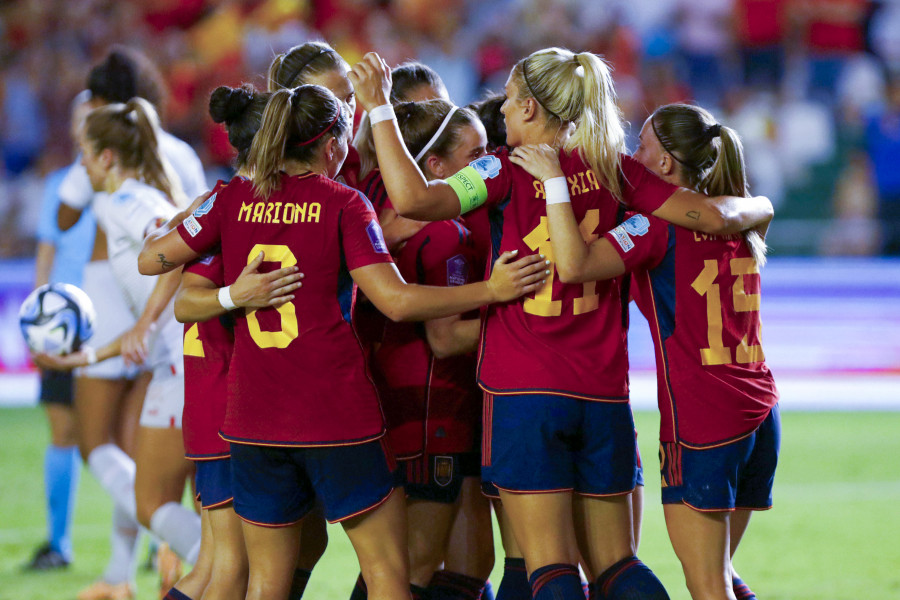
[513,48,626,200]
[247,89,293,199]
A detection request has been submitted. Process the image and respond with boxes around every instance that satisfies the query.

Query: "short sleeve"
[341,191,395,271]
[177,188,225,254]
[108,188,178,244]
[184,252,225,287]
[58,162,94,210]
[446,152,512,214]
[620,155,679,215]
[602,212,669,272]
[36,169,67,244]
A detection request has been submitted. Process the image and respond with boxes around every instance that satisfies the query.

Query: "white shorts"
[76,260,142,380]
[139,364,184,429]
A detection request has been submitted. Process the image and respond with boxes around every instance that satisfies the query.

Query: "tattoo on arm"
[686,210,701,221]
[157,253,175,270]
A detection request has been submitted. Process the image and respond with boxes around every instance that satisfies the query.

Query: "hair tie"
[523,59,561,121]
[294,108,341,147]
[707,124,722,139]
[414,106,459,162]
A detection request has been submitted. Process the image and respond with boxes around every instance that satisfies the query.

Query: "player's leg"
[491,497,530,600]
[435,474,495,600]
[291,505,329,599]
[202,505,248,600]
[728,511,756,600]
[165,508,214,600]
[27,370,80,570]
[663,505,732,600]
[243,520,304,600]
[575,401,668,600]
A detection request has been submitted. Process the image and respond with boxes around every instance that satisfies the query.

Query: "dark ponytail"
[209,84,271,171]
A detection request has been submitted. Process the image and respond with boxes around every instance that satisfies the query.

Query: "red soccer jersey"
[375,219,483,458]
[177,173,394,446]
[602,212,779,447]
[182,252,234,459]
[462,150,676,400]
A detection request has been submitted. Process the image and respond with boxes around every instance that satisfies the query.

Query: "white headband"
[414,106,459,162]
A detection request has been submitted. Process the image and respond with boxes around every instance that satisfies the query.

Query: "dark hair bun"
[88,50,138,103]
[209,85,256,124]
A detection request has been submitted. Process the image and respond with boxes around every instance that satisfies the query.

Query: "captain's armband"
[446,166,488,215]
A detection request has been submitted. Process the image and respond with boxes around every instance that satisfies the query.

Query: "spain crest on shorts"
[433,455,454,487]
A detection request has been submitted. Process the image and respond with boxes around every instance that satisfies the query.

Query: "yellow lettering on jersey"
[238,202,253,222]
[577,171,589,194]
[308,202,321,223]
[585,169,600,191]
[264,202,275,223]
[533,180,546,200]
[272,202,282,224]
[567,174,582,196]
[245,244,299,349]
[251,202,265,223]
[183,323,204,357]
[283,203,295,224]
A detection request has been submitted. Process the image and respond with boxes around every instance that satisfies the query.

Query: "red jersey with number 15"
[176,173,394,447]
[182,251,234,459]
[458,150,676,400]
[602,213,778,447]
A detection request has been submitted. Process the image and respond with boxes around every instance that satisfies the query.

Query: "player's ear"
[660,152,675,178]
[522,97,538,122]
[99,148,116,170]
[425,154,444,179]
[323,135,337,162]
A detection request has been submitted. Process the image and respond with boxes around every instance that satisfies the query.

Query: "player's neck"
[103,167,139,194]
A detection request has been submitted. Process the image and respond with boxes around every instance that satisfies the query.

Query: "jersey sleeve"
[184,251,225,287]
[57,162,94,210]
[177,188,225,254]
[445,152,512,215]
[36,170,66,244]
[341,191,396,270]
[109,189,178,244]
[602,212,669,272]
[620,155,679,215]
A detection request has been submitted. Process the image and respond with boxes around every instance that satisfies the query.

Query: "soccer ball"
[19,283,96,356]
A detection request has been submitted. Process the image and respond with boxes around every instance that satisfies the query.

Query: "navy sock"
[411,583,430,600]
[45,445,80,560]
[528,563,583,600]
[290,568,313,599]
[496,558,530,600]
[732,576,757,600]
[481,580,495,600]
[592,556,669,600]
[428,570,487,600]
[163,588,193,600]
[349,573,368,600]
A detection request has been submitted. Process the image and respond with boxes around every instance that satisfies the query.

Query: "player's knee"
[682,565,730,600]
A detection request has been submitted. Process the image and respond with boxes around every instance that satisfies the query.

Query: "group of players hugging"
[33,36,778,600]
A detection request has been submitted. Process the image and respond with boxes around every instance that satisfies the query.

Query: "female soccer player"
[37,97,206,597]
[136,84,546,600]
[52,47,207,600]
[349,48,774,600]
[372,98,494,600]
[510,104,778,600]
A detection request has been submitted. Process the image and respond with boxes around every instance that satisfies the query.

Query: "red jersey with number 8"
[465,150,677,400]
[182,252,233,459]
[176,173,393,446]
[602,213,778,447]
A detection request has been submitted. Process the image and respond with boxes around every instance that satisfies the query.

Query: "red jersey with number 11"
[176,173,393,447]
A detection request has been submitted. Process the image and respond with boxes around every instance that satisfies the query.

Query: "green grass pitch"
[2,407,899,599]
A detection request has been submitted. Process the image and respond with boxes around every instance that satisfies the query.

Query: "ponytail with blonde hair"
[650,103,767,265]
[247,84,350,199]
[511,48,626,200]
[83,97,186,207]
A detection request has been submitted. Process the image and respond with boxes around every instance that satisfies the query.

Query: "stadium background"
[0,0,898,598]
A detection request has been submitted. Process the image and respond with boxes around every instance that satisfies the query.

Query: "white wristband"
[84,347,98,365]
[368,104,396,125]
[544,177,570,205]
[218,286,237,311]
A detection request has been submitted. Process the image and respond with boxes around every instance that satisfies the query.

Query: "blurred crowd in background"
[2,0,900,257]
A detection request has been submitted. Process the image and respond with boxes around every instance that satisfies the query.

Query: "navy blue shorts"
[403,453,467,504]
[661,404,781,511]
[482,393,638,496]
[635,429,645,487]
[39,370,74,407]
[230,438,400,526]
[195,457,233,510]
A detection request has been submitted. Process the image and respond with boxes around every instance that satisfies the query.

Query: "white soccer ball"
[19,283,96,356]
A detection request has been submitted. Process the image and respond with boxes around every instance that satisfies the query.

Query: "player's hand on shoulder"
[348,52,392,112]
[487,250,549,303]
[230,250,305,309]
[510,144,564,183]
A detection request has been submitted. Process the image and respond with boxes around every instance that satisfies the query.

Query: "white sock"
[149,502,201,564]
[102,505,141,584]
[88,444,137,521]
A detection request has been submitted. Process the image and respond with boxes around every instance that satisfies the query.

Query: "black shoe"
[24,542,70,571]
